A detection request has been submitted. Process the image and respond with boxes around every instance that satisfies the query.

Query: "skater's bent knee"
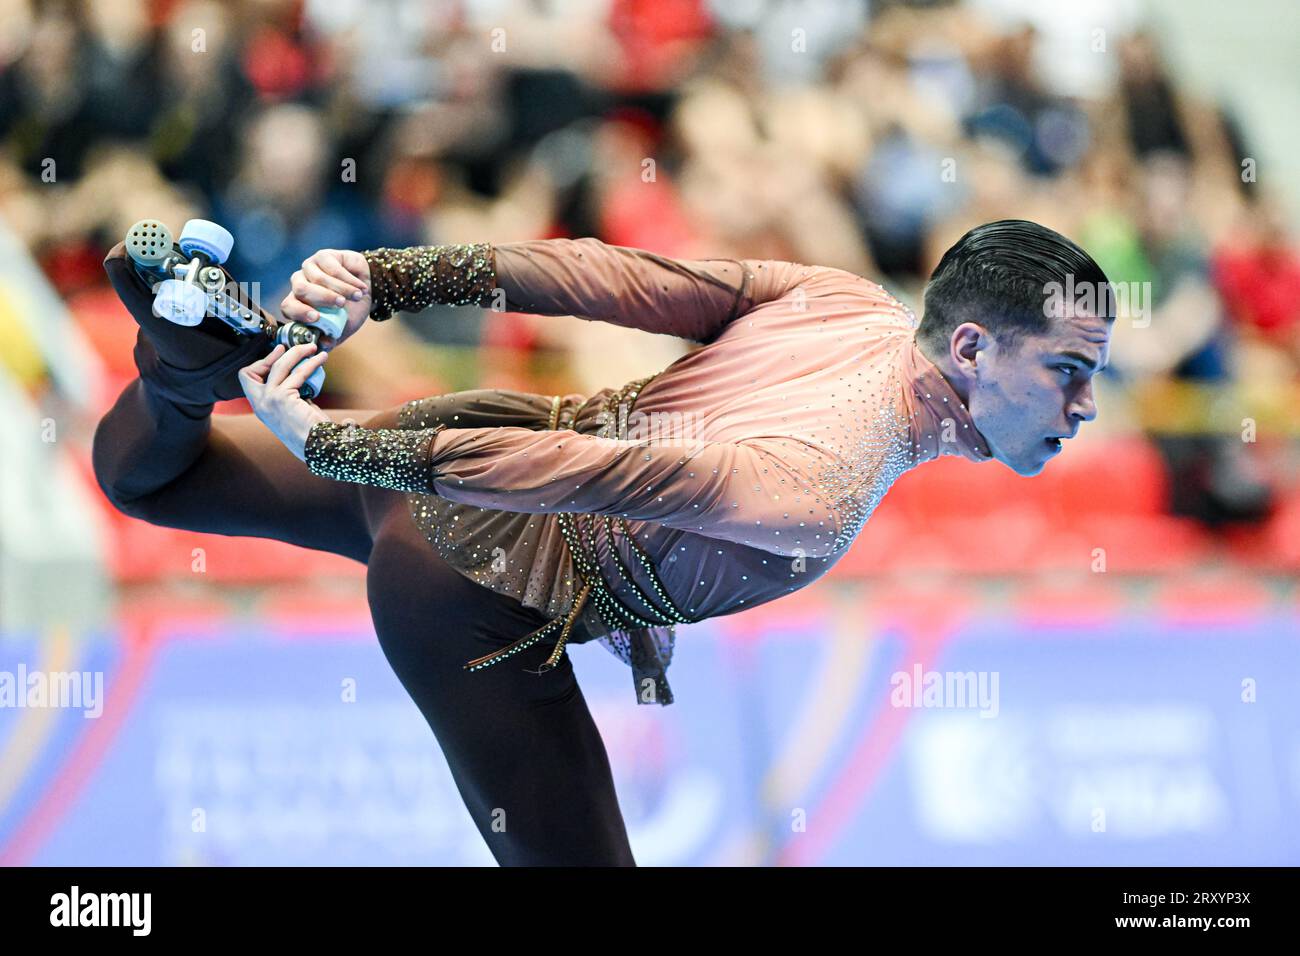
[90,412,159,520]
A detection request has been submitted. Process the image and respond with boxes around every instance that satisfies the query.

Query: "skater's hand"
[281,249,372,350]
[238,343,332,462]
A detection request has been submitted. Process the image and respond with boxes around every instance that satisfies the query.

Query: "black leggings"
[91,246,635,866]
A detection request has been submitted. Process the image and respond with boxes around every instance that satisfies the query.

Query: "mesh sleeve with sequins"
[303,416,844,558]
[361,237,806,342]
[361,244,496,320]
[303,420,446,493]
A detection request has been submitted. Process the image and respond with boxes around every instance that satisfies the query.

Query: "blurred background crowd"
[2,0,1297,528]
[1,0,1298,866]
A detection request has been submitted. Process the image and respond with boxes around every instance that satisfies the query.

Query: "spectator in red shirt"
[1213,201,1300,369]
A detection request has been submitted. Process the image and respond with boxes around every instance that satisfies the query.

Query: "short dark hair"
[917,219,1115,358]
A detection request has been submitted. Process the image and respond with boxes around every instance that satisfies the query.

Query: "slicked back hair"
[917,219,1115,360]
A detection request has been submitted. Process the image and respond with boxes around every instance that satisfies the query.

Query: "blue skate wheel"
[125,219,173,269]
[178,219,235,264]
[313,305,348,339]
[152,278,209,326]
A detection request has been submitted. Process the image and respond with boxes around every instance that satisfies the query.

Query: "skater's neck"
[915,336,970,408]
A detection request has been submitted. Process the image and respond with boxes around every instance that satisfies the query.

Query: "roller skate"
[120,218,346,400]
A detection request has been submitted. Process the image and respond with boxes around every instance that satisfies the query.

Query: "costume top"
[303,239,992,704]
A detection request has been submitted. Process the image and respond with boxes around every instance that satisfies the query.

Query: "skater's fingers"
[280,348,329,392]
[303,260,362,304]
[265,342,319,389]
[236,366,259,393]
[290,270,348,311]
[239,343,287,384]
[279,292,318,325]
[311,251,369,296]
[335,250,371,284]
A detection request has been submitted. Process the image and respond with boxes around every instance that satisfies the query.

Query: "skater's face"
[954,309,1111,476]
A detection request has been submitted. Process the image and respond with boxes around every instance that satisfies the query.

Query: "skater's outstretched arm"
[298,418,847,559]
[283,239,811,346]
[478,238,806,343]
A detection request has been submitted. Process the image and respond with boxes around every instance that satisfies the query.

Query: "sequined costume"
[305,238,994,704]
[93,239,643,865]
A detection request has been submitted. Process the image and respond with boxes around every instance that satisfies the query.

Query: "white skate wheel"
[178,219,234,264]
[313,305,347,339]
[152,278,209,326]
[125,219,173,268]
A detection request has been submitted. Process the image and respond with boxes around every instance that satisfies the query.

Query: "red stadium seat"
[1036,436,1170,522]
[1079,514,1215,572]
[838,435,1198,575]
[67,286,140,383]
[1246,481,1300,570]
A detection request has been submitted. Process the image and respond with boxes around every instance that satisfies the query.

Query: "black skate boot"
[104,218,344,407]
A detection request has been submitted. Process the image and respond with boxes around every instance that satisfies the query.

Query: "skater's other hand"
[282,249,372,350]
[239,343,332,462]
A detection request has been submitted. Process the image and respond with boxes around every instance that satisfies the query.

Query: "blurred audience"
[1,0,1294,532]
